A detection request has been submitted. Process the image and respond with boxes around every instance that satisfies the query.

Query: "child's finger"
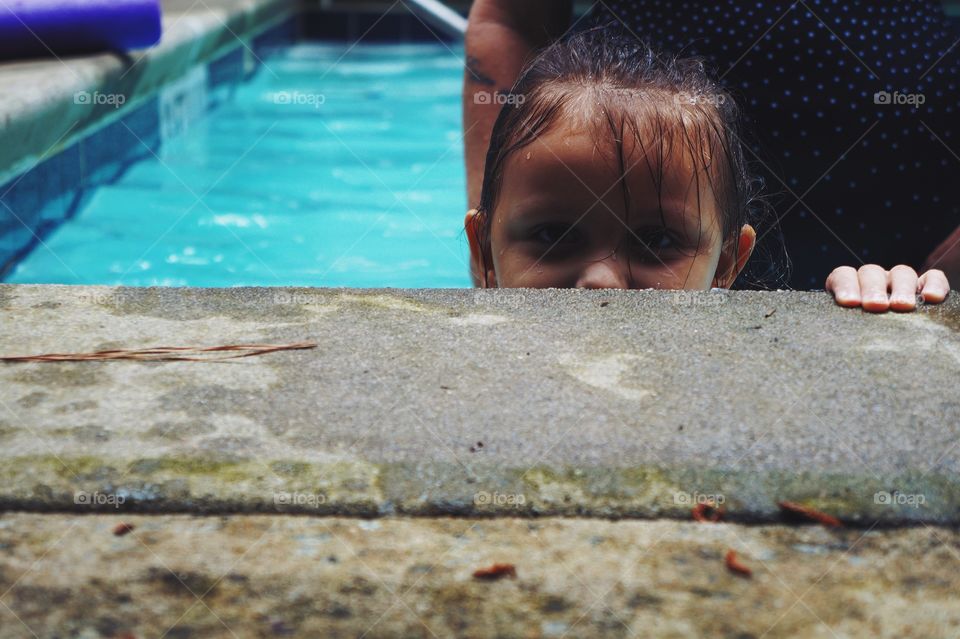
[888,265,919,311]
[825,266,860,307]
[918,269,950,303]
[858,265,890,312]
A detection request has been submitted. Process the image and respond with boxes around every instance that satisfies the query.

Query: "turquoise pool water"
[7,43,471,287]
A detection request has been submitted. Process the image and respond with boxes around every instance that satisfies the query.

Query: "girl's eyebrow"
[508,191,692,219]
[628,201,688,218]
[504,196,597,219]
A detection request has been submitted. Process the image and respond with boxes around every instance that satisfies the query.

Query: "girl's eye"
[533,224,579,246]
[631,228,681,257]
[636,229,673,248]
[655,233,676,249]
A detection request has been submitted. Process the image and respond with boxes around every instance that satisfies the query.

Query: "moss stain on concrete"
[0,451,958,524]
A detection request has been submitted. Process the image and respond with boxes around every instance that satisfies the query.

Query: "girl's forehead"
[543,92,719,162]
[509,121,706,190]
[500,126,722,231]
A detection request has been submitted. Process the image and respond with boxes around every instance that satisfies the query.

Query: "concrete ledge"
[0,514,958,638]
[1,285,959,525]
[0,0,295,185]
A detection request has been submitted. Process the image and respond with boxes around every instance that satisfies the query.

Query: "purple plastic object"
[0,0,162,58]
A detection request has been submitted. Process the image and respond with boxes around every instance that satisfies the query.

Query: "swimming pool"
[5,42,471,287]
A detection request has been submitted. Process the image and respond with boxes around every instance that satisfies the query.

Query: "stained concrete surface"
[1,285,959,524]
[1,514,959,639]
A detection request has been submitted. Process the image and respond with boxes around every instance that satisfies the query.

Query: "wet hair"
[470,24,783,288]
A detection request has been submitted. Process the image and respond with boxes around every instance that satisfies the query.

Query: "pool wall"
[2,284,960,523]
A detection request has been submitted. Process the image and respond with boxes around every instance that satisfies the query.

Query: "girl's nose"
[574,256,630,290]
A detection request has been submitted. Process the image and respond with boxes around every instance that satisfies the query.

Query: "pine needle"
[0,342,317,363]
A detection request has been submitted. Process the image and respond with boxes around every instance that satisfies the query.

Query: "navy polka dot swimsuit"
[591,1,960,289]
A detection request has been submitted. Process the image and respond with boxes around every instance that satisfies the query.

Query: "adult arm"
[923,224,960,286]
[462,0,572,209]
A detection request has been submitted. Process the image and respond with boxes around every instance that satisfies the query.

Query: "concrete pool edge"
[2,285,959,526]
[0,0,296,187]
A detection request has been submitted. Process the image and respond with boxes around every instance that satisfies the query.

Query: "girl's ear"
[465,208,496,288]
[713,224,756,288]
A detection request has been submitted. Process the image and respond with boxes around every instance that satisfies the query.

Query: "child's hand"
[826,265,950,312]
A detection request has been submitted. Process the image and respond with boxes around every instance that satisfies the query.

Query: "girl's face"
[467,121,755,289]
